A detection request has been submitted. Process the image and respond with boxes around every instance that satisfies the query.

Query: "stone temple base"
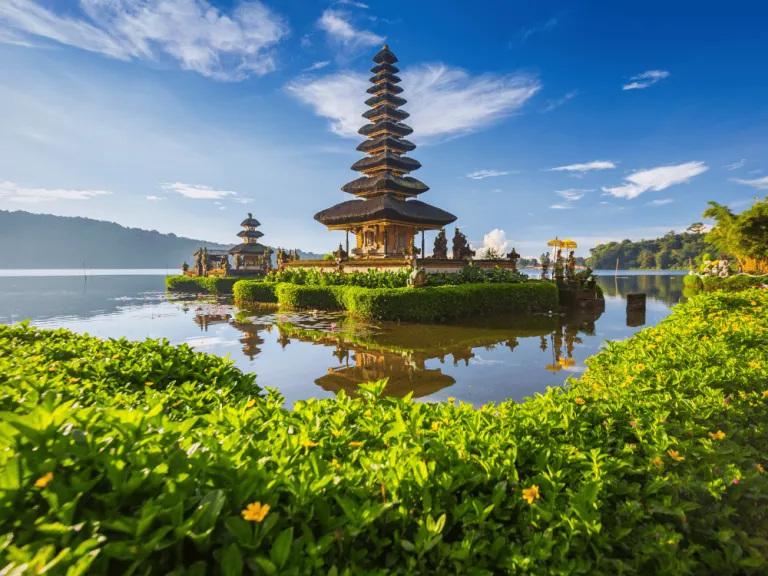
[284,259,519,275]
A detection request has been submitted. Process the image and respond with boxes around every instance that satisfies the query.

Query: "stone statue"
[506,247,520,271]
[408,268,428,288]
[333,243,348,262]
[540,252,549,281]
[433,229,448,259]
[263,247,274,273]
[554,249,565,282]
[181,261,189,274]
[202,247,209,276]
[452,228,475,261]
[195,248,204,277]
[566,250,576,279]
[223,258,231,276]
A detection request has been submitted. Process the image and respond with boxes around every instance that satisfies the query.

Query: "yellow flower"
[246,399,256,408]
[363,409,372,418]
[756,463,764,473]
[35,472,54,488]
[68,377,80,383]
[655,336,663,342]
[301,440,319,448]
[447,397,456,404]
[242,502,270,522]
[748,361,762,370]
[112,354,120,360]
[751,301,757,306]
[763,390,768,398]
[331,458,341,470]
[635,364,646,371]
[574,398,585,405]
[652,457,663,468]
[349,441,364,448]
[145,381,153,387]
[331,429,342,437]
[667,449,684,462]
[431,421,440,431]
[708,430,726,440]
[522,485,540,504]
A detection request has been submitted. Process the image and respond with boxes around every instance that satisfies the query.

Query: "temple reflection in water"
[191,304,604,400]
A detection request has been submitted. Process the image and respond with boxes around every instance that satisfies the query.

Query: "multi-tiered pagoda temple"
[229,213,269,272]
[314,45,457,259]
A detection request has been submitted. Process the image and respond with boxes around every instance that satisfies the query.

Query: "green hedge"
[233,280,279,304]
[165,275,239,294]
[235,281,558,322]
[683,274,704,288]
[701,275,767,292]
[1,290,767,574]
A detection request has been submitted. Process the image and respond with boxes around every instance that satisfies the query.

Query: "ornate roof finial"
[383,43,388,49]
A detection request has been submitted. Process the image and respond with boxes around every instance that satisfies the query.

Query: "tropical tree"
[703,198,768,273]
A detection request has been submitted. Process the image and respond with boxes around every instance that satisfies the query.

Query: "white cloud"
[317,9,383,49]
[300,34,312,48]
[622,70,670,91]
[0,0,289,81]
[146,195,165,201]
[556,188,593,201]
[0,180,112,203]
[163,182,238,199]
[602,161,708,199]
[731,175,768,190]
[475,229,509,255]
[549,161,616,173]
[335,0,370,7]
[233,197,254,204]
[521,17,558,42]
[466,169,510,180]
[646,198,674,206]
[304,61,331,72]
[550,204,573,210]
[287,65,541,142]
[490,189,502,194]
[723,159,745,171]
[542,90,577,113]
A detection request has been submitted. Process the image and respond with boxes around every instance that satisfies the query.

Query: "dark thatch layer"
[228,243,267,255]
[351,151,421,174]
[341,172,428,196]
[373,45,398,64]
[365,93,407,108]
[237,230,264,239]
[370,63,399,75]
[362,106,409,122]
[366,82,403,95]
[315,194,456,227]
[240,217,261,228]
[369,72,401,84]
[356,136,416,154]
[359,121,413,138]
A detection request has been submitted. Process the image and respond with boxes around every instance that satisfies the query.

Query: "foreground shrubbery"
[165,275,240,294]
[1,290,767,574]
[263,266,528,289]
[701,275,767,292]
[238,282,558,322]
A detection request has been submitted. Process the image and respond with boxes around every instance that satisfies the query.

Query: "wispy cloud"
[550,204,573,210]
[542,90,577,113]
[335,0,369,7]
[723,159,746,171]
[233,198,255,204]
[146,195,165,201]
[318,9,383,49]
[748,169,763,175]
[646,198,674,206]
[731,175,768,190]
[602,161,708,199]
[304,61,331,72]
[622,70,670,91]
[521,17,558,42]
[0,180,112,203]
[556,188,593,201]
[162,183,238,199]
[287,65,541,142]
[549,161,616,173]
[466,170,511,180]
[0,0,289,81]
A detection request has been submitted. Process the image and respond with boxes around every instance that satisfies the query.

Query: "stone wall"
[284,259,518,274]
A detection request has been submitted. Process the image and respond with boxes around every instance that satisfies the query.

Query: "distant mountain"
[0,210,323,269]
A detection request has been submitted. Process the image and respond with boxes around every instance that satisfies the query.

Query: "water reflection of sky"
[0,273,686,408]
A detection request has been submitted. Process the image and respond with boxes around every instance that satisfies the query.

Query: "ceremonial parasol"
[561,239,578,250]
[546,238,565,248]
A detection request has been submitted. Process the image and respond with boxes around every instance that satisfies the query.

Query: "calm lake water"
[0,270,688,407]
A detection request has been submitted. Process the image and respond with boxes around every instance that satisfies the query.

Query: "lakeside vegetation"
[1,289,766,574]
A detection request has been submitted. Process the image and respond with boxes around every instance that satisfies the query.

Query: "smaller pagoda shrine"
[228,213,272,275]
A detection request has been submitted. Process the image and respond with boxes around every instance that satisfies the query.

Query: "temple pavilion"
[229,213,270,273]
[314,45,457,259]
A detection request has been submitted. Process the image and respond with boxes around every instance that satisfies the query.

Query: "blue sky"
[1,0,767,257]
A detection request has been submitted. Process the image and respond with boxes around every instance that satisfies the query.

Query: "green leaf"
[191,490,227,534]
[220,543,243,576]
[269,527,293,570]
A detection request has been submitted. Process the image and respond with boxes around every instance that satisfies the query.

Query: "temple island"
[285,45,520,275]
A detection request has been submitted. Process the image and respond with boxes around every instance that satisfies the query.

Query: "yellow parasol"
[561,239,578,250]
[546,238,565,248]
[557,357,575,367]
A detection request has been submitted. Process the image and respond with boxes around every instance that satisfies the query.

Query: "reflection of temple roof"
[228,243,267,255]
[316,366,454,399]
[314,195,457,228]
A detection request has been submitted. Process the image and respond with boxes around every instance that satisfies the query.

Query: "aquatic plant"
[1,290,766,574]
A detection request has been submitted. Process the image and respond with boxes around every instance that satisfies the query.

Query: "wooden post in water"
[627,293,647,327]
[615,257,619,276]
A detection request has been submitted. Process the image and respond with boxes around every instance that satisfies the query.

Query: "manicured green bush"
[1,290,767,574]
[165,275,239,294]
[683,274,704,288]
[275,283,345,310]
[701,275,766,292]
[233,280,279,304]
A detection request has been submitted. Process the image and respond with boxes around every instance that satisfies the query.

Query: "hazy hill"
[0,210,322,269]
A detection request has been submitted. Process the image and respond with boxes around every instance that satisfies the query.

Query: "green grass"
[1,290,767,574]
[165,275,239,294]
[235,281,559,322]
